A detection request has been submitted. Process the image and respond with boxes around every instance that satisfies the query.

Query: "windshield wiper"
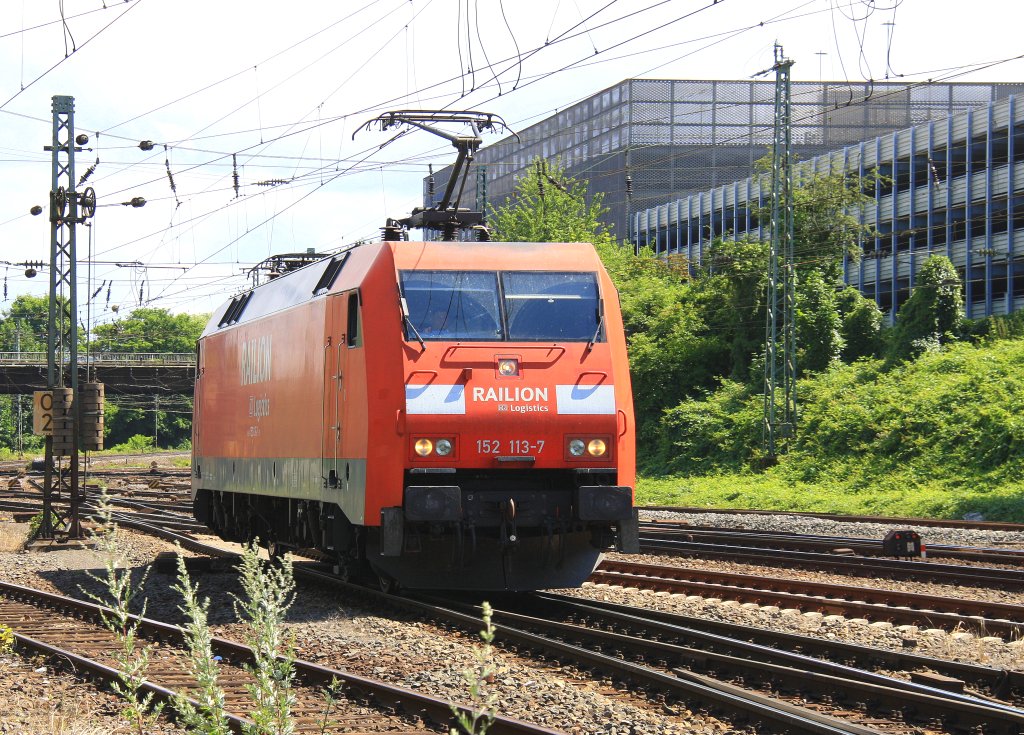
[585,311,605,355]
[400,297,426,351]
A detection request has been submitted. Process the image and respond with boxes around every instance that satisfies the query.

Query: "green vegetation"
[0,300,207,453]
[0,624,14,655]
[80,492,164,734]
[449,602,498,735]
[642,337,1024,520]
[231,541,298,735]
[493,157,1024,522]
[171,550,231,735]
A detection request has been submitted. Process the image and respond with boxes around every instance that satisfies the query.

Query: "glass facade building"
[426,79,1023,243]
[633,95,1024,319]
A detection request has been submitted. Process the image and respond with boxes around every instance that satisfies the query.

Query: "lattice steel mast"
[761,46,797,457]
[40,95,96,539]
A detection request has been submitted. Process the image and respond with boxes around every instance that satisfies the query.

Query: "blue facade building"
[633,95,1024,319]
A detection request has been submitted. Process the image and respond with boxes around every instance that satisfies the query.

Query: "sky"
[0,0,1021,328]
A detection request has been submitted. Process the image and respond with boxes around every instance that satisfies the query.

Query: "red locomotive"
[191,112,638,590]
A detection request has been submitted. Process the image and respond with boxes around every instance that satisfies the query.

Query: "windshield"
[400,271,503,340]
[399,270,601,342]
[503,272,600,340]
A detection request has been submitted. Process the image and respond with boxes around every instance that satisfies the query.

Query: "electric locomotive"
[191,112,638,590]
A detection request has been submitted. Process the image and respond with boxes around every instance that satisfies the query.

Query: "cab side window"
[347,291,360,347]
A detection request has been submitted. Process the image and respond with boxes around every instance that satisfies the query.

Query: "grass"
[640,337,1024,523]
[637,471,1024,521]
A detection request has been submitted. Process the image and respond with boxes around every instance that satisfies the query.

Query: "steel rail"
[511,594,1024,728]
[391,591,881,735]
[593,560,1024,637]
[642,522,1024,564]
[642,506,1024,533]
[539,592,1024,699]
[638,537,1024,589]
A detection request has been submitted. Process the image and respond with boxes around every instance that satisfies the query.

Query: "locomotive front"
[371,241,638,590]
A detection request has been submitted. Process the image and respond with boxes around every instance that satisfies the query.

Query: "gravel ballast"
[0,505,1022,734]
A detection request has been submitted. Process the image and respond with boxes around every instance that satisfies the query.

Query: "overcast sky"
[1,0,1021,323]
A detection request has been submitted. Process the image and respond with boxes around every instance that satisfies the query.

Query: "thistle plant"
[171,548,231,735]
[450,601,498,735]
[316,677,344,735]
[80,490,163,735]
[231,540,298,735]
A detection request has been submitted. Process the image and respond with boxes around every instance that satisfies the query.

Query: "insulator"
[625,175,633,196]
[3,276,7,300]
[232,153,240,198]
[78,162,97,185]
[381,218,404,242]
[106,282,112,305]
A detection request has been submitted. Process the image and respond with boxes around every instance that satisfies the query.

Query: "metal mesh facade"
[425,79,1024,239]
[634,96,1024,320]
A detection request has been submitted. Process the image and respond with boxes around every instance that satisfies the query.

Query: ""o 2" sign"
[33,391,54,436]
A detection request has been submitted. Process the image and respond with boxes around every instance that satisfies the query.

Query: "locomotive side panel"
[194,299,328,502]
[598,266,636,490]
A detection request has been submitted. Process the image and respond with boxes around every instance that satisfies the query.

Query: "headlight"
[414,438,433,456]
[587,439,607,457]
[435,438,453,456]
[497,358,519,376]
[568,439,586,456]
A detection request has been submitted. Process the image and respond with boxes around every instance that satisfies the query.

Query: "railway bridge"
[0,352,196,395]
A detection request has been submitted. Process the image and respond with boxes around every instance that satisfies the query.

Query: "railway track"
[4,473,1024,732]
[642,520,1024,565]
[81,524,1024,734]
[639,534,1024,590]
[0,579,558,735]
[419,592,1024,734]
[643,505,1024,533]
[592,558,1024,638]
[543,592,1024,702]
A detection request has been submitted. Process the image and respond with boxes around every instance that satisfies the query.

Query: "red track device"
[192,240,637,590]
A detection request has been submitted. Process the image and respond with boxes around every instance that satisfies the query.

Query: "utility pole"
[761,45,797,457]
[40,95,96,539]
[15,319,22,456]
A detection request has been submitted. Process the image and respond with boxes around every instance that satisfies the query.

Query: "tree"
[91,308,207,353]
[0,295,50,352]
[836,287,883,361]
[698,237,770,382]
[888,255,964,362]
[490,158,614,245]
[751,156,877,281]
[796,270,843,374]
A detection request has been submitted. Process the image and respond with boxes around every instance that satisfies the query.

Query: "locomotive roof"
[202,240,602,338]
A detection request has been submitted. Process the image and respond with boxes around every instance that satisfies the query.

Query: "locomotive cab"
[367,242,638,590]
